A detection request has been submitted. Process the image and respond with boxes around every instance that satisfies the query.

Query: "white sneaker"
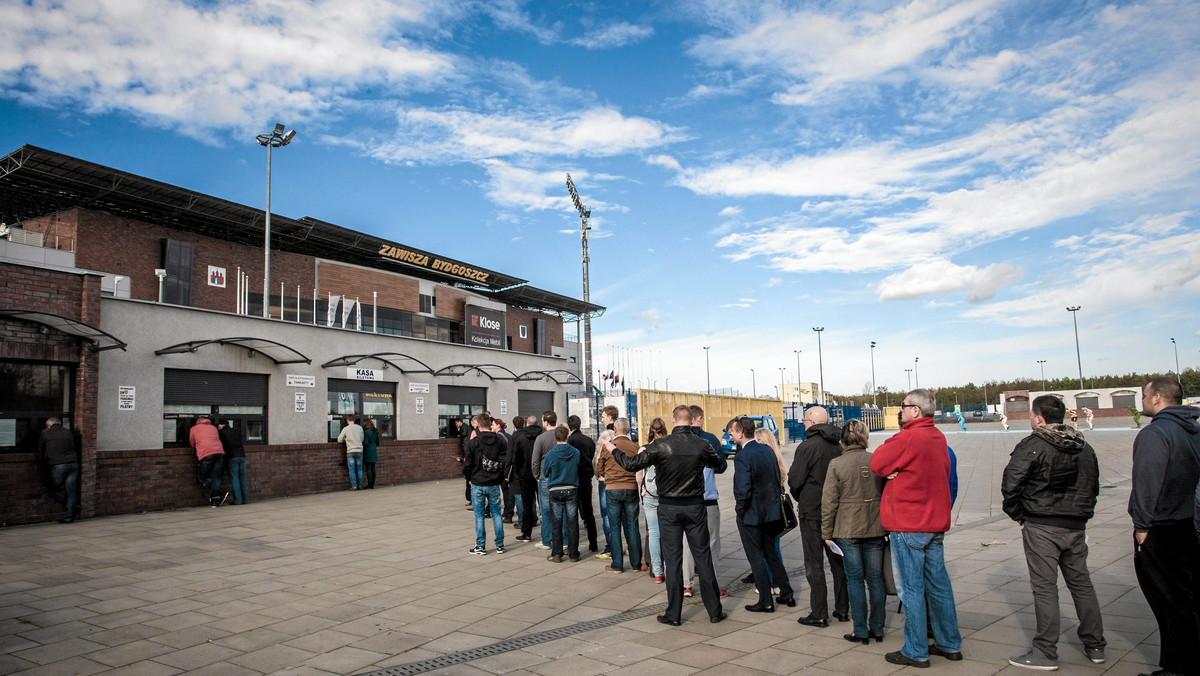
[534,543,551,550]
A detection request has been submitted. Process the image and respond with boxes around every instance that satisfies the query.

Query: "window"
[327,379,396,441]
[160,239,194,306]
[419,293,434,315]
[1076,395,1099,410]
[0,360,74,453]
[438,385,486,436]
[163,369,268,446]
[519,325,528,339]
[1112,391,1136,409]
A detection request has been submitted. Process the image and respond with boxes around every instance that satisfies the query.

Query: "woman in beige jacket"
[821,419,886,644]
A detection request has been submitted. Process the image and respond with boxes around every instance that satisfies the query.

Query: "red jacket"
[189,419,224,460]
[870,417,951,533]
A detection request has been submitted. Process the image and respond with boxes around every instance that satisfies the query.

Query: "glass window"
[327,379,396,441]
[0,361,74,453]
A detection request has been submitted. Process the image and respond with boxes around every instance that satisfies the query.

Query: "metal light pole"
[914,356,919,389]
[751,368,756,398]
[703,346,710,395]
[1066,306,1084,389]
[813,327,825,405]
[1171,338,1180,384]
[793,349,802,403]
[255,123,296,319]
[1037,359,1047,391]
[566,175,593,392]
[869,341,877,407]
[779,367,786,402]
[905,368,912,391]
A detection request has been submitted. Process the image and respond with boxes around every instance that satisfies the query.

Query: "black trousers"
[739,516,792,605]
[502,478,515,517]
[519,478,538,537]
[576,478,599,550]
[364,462,376,489]
[659,502,723,622]
[1134,523,1200,675]
[799,515,848,620]
[196,454,224,499]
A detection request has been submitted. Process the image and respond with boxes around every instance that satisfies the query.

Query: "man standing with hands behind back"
[730,416,793,612]
[789,405,848,627]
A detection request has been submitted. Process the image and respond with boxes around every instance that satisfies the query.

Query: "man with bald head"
[788,405,848,627]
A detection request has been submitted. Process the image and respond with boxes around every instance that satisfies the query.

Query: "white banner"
[408,383,430,393]
[341,296,354,327]
[286,374,315,388]
[327,293,338,326]
[347,367,381,381]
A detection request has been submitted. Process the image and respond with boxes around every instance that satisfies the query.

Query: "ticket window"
[327,379,395,441]
[162,369,268,447]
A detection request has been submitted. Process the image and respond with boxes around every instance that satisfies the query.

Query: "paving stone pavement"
[0,421,1166,675]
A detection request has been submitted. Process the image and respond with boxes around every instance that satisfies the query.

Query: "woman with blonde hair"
[821,418,886,644]
[639,418,669,582]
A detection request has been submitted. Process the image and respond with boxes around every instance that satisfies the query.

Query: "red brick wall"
[318,261,419,312]
[505,306,564,355]
[435,286,468,321]
[1,438,462,526]
[14,211,79,252]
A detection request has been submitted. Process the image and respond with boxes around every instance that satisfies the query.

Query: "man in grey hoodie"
[1002,395,1105,670]
[1129,377,1200,676]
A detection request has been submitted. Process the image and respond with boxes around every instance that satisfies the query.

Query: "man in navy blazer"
[730,417,794,612]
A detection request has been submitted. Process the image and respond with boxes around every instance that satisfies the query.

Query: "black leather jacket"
[1001,423,1098,528]
[612,426,727,505]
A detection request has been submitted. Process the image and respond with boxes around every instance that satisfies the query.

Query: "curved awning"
[0,308,126,351]
[517,369,583,385]
[154,337,311,364]
[433,363,520,380]
[320,352,435,374]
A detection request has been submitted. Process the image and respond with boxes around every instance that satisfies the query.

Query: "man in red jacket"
[189,417,227,507]
[871,389,962,668]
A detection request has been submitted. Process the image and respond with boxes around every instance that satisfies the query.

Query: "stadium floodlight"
[255,123,297,318]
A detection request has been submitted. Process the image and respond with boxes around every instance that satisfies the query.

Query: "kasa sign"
[465,305,506,349]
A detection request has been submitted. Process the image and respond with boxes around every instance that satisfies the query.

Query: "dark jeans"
[227,457,248,504]
[605,488,641,570]
[364,461,376,489]
[659,502,723,622]
[739,517,792,606]
[1134,523,1200,674]
[196,454,224,499]
[49,462,79,520]
[502,478,515,517]
[519,478,537,537]
[576,479,599,550]
[550,487,580,559]
[836,536,886,638]
[1022,524,1105,660]
[799,516,847,620]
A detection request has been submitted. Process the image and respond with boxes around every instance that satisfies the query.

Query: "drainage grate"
[363,570,799,675]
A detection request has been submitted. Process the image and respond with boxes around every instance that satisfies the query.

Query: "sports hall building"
[0,145,601,526]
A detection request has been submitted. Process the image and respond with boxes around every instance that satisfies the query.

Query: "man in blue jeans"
[543,424,581,562]
[530,411,560,550]
[596,418,641,572]
[463,413,509,555]
[871,389,963,667]
[39,418,79,523]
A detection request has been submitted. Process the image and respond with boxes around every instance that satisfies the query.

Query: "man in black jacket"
[510,415,541,541]
[612,405,728,626]
[1002,395,1105,670]
[38,418,79,523]
[463,414,510,556]
[567,415,600,552]
[1129,377,1200,676]
[787,406,847,626]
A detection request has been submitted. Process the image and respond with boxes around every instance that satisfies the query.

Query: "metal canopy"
[517,369,584,385]
[0,308,127,351]
[485,285,605,320]
[154,337,311,364]
[433,363,520,381]
[320,352,434,374]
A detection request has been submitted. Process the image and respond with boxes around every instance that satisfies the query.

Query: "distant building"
[1000,387,1142,420]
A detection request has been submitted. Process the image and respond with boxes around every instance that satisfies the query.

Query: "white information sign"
[347,367,382,381]
[295,392,307,412]
[287,374,315,388]
[500,400,508,415]
[415,396,425,415]
[408,382,430,393]
[118,386,136,411]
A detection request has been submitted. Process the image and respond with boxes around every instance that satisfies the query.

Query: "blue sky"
[2,0,1198,399]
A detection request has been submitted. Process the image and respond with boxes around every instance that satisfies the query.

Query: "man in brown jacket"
[596,418,642,572]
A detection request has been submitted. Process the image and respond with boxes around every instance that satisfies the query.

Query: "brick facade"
[1,438,462,526]
[505,306,565,355]
[317,261,419,314]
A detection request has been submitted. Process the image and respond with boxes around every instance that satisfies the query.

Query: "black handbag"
[778,491,798,536]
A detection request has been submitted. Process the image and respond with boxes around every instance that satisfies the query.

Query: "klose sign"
[465,305,506,349]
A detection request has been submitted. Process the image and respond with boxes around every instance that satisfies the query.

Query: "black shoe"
[742,572,756,584]
[744,603,774,613]
[844,634,869,645]
[797,615,829,627]
[775,595,796,607]
[56,517,75,524]
[710,611,728,624]
[869,633,884,643]
[885,651,930,668]
[832,612,850,622]
[547,554,563,563]
[657,615,681,626]
[928,644,963,661]
[1137,671,1187,676]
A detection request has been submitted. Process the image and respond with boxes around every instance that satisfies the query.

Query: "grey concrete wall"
[97,298,569,451]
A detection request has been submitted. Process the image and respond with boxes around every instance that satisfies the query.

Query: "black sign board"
[465,305,506,349]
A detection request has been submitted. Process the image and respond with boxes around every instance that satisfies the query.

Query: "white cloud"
[876,259,1023,302]
[719,206,743,217]
[0,0,455,134]
[738,297,757,303]
[720,302,753,308]
[569,22,654,50]
[634,308,662,332]
[646,154,682,171]
[765,277,782,287]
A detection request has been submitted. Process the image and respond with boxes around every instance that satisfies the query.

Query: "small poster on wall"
[295,392,307,413]
[208,266,227,288]
[500,400,508,415]
[118,386,135,411]
[415,396,425,415]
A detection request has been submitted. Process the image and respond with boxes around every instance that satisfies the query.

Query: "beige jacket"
[596,436,639,490]
[821,446,885,540]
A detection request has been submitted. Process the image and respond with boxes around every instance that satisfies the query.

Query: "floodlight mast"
[566,174,593,393]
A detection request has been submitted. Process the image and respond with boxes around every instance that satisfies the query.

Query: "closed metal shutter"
[164,369,268,406]
[438,385,487,407]
[517,389,554,417]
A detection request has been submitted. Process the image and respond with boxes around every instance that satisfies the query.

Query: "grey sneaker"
[1009,649,1058,671]
[468,545,487,556]
[1084,647,1105,664]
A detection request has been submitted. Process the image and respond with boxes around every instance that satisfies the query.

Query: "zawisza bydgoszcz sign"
[465,305,506,349]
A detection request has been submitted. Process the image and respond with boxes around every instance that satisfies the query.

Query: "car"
[720,414,779,455]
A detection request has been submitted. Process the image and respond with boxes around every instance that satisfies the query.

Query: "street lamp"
[256,123,297,319]
[905,368,912,391]
[914,356,919,389]
[751,368,756,398]
[1037,360,1047,391]
[1066,306,1084,390]
[1171,338,1180,384]
[779,367,786,402]
[793,349,802,402]
[703,346,710,395]
[813,327,825,405]
[869,341,877,407]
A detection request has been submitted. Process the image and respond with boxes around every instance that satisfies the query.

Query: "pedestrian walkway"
[0,424,1162,675]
